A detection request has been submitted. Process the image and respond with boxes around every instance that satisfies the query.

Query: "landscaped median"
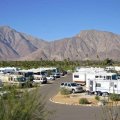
[50,91,120,106]
[50,92,98,106]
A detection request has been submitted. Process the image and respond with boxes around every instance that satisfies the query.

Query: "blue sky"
[0,0,120,41]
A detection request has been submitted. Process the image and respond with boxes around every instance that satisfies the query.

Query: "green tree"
[103,58,113,66]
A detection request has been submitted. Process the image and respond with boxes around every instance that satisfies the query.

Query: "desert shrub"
[95,95,100,101]
[0,86,49,120]
[79,98,89,104]
[100,102,120,120]
[109,93,120,101]
[60,88,71,95]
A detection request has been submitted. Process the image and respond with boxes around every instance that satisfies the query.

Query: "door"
[109,81,115,93]
[89,80,93,92]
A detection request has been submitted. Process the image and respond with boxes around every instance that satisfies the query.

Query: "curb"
[49,97,96,107]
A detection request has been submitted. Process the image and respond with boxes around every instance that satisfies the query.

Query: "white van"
[33,75,47,84]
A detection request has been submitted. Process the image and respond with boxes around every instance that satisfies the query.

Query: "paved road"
[40,73,103,120]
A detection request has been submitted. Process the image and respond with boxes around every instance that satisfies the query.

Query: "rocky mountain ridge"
[0,26,120,61]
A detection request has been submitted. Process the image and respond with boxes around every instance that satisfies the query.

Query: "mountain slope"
[32,30,120,61]
[0,26,48,60]
[0,26,120,61]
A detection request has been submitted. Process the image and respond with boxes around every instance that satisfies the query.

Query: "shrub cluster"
[79,98,89,104]
[60,88,71,95]
[95,95,100,101]
[0,87,49,120]
[109,93,120,101]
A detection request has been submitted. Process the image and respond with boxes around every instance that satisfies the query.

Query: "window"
[8,77,11,81]
[100,76,102,78]
[112,75,117,80]
[61,83,64,86]
[96,83,101,87]
[71,83,77,86]
[106,76,111,80]
[68,84,71,87]
[114,84,117,88]
[14,78,17,81]
[64,83,67,86]
[34,72,40,75]
[117,75,120,79]
[74,75,79,78]
[95,76,99,78]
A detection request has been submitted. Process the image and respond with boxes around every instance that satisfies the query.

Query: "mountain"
[26,30,120,61]
[0,26,120,61]
[0,26,48,60]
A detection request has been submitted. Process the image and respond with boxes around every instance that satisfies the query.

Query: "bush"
[95,95,100,101]
[79,98,89,104]
[0,87,49,120]
[109,93,120,101]
[60,88,71,95]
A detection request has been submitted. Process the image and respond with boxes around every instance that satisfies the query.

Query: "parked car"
[60,70,67,76]
[33,75,47,84]
[60,82,83,93]
[53,72,60,78]
[46,75,55,81]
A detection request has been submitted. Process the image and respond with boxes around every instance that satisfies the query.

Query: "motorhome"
[75,67,104,72]
[86,72,120,95]
[105,66,120,72]
[0,67,19,74]
[17,70,34,81]
[31,67,60,79]
[28,69,47,84]
[73,67,106,85]
[114,66,120,72]
[0,74,26,87]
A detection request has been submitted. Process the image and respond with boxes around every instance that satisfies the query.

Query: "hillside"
[0,26,120,61]
[0,26,48,60]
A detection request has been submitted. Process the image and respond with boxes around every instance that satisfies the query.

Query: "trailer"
[0,74,26,87]
[73,72,87,84]
[73,69,106,85]
[0,67,20,74]
[86,72,120,95]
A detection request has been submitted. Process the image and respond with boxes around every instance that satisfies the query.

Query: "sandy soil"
[52,92,120,106]
[52,92,98,105]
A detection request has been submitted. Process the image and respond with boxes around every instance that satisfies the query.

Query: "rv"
[73,67,106,85]
[29,69,47,84]
[0,74,26,87]
[86,72,120,95]
[0,67,20,74]
[73,72,87,85]
[17,70,34,81]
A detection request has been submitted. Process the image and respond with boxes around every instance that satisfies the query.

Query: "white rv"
[73,72,87,84]
[73,67,106,85]
[0,67,19,74]
[86,72,120,95]
[0,74,26,87]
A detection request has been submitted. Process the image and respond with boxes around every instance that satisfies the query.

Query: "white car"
[46,75,55,80]
[33,75,47,84]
